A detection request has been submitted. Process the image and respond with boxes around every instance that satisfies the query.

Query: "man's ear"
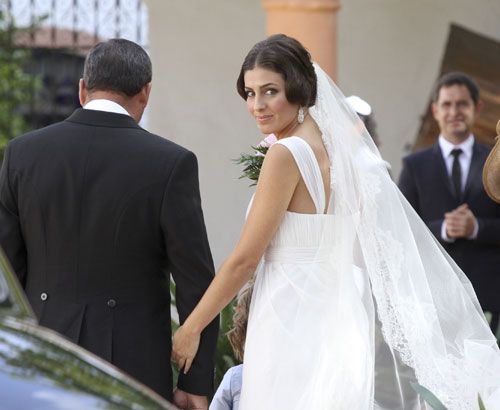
[431,101,438,120]
[475,100,484,115]
[79,79,88,107]
[139,82,152,106]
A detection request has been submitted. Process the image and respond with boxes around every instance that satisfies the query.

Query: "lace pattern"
[309,62,499,409]
[357,153,474,408]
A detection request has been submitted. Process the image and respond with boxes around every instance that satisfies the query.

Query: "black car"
[0,251,177,409]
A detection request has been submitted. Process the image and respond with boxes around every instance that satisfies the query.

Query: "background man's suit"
[0,108,219,400]
[399,141,500,316]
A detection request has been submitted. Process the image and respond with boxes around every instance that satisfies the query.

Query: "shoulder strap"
[275,136,325,213]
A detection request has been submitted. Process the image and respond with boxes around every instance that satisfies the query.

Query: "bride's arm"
[172,143,299,373]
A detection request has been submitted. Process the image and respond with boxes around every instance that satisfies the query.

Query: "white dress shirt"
[83,99,131,117]
[438,134,478,241]
[439,134,474,192]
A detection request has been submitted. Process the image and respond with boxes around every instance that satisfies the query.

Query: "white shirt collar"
[438,134,474,159]
[83,99,131,117]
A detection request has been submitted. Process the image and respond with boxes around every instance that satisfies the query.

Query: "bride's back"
[286,121,331,215]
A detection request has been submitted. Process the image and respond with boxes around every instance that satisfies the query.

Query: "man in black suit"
[399,72,500,334]
[0,39,218,408]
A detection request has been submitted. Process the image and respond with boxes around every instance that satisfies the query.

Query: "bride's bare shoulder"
[262,142,297,168]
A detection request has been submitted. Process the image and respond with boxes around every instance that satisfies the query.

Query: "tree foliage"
[0,10,37,160]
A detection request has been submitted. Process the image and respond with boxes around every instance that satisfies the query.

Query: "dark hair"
[83,39,152,97]
[433,72,480,105]
[360,113,380,147]
[236,34,317,107]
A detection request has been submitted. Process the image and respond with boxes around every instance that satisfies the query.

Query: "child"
[209,281,253,410]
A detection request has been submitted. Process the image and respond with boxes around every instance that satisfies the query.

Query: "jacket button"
[107,299,117,308]
[40,292,48,301]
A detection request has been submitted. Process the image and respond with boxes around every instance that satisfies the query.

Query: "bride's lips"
[256,115,273,123]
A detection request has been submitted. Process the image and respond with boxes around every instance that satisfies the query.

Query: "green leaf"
[478,394,486,410]
[0,11,42,160]
[410,382,448,410]
[234,142,270,186]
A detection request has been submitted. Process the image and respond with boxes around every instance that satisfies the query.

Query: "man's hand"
[173,389,208,410]
[445,203,477,239]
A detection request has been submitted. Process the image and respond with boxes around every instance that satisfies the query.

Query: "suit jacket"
[0,108,219,401]
[399,141,500,311]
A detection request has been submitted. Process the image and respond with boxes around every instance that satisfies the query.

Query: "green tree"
[0,10,37,160]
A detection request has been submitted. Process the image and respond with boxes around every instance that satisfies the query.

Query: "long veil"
[311,63,500,409]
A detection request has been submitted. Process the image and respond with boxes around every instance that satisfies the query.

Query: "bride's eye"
[265,88,278,95]
[245,90,255,98]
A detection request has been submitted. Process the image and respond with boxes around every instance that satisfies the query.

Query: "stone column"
[262,0,341,80]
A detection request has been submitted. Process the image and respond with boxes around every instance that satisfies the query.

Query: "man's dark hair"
[83,38,152,97]
[236,34,317,107]
[433,71,480,105]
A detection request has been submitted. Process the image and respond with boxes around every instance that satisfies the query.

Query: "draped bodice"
[265,211,335,263]
[263,137,335,263]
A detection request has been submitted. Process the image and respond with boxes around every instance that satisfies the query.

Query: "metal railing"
[2,0,148,50]
[0,0,149,132]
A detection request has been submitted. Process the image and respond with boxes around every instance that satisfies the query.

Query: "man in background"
[399,72,500,334]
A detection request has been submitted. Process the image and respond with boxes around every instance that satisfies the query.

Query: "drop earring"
[297,107,305,124]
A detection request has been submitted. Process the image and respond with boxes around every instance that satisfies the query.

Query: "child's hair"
[226,280,254,362]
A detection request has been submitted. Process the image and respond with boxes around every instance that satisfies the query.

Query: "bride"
[172,34,500,409]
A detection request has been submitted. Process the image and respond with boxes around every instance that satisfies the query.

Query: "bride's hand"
[172,325,201,374]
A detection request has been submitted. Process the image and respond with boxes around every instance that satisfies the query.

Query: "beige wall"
[145,1,265,266]
[145,0,500,266]
[337,0,500,176]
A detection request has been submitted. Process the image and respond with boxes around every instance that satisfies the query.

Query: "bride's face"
[243,67,299,137]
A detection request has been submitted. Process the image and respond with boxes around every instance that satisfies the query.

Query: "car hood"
[0,316,176,409]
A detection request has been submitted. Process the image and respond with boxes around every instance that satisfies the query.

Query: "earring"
[297,107,305,124]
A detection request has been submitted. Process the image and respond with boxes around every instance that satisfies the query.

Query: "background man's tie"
[451,148,463,199]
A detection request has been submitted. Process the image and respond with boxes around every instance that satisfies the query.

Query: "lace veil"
[310,63,500,409]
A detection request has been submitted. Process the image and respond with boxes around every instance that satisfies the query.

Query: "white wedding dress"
[239,136,375,409]
[238,64,500,410]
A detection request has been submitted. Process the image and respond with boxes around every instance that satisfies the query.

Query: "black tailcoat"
[0,109,219,400]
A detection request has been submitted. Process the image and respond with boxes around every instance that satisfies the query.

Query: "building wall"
[145,1,265,266]
[146,0,500,266]
[337,0,500,176]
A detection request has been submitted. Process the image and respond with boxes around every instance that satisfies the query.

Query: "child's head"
[227,280,254,362]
